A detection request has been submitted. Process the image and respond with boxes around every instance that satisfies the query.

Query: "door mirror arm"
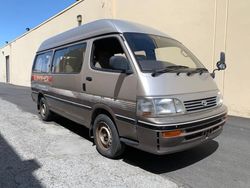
[210,69,218,79]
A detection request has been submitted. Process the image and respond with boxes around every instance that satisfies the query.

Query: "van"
[31,19,227,158]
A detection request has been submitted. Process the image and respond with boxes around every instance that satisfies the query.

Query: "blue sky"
[0,0,75,47]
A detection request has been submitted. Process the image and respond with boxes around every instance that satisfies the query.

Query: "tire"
[93,114,124,159]
[39,97,52,121]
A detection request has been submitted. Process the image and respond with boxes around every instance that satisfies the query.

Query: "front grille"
[185,118,222,133]
[183,113,226,141]
[185,132,203,140]
[184,96,217,112]
[185,125,221,141]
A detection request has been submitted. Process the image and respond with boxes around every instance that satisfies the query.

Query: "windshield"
[124,33,204,72]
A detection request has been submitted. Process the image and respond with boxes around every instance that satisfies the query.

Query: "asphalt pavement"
[0,83,249,188]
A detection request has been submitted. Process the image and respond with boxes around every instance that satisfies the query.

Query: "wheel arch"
[37,92,45,110]
[90,104,117,137]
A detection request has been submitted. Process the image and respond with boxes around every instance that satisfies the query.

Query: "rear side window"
[52,43,86,74]
[33,52,52,73]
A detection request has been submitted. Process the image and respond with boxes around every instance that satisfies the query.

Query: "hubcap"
[41,103,46,117]
[97,122,112,149]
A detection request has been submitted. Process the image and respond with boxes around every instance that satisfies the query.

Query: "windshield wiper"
[186,68,208,76]
[151,65,190,77]
[151,68,176,77]
[166,65,189,69]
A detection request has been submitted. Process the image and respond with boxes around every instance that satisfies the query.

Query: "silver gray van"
[31,19,227,158]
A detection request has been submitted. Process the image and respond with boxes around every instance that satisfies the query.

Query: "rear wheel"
[93,114,124,158]
[39,97,52,121]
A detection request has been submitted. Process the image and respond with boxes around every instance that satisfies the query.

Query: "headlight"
[137,98,154,117]
[174,98,186,113]
[155,98,176,115]
[216,92,223,106]
[137,98,185,117]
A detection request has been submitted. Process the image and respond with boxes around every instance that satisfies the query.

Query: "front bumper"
[133,109,227,155]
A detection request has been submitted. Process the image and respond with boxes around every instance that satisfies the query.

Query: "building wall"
[223,0,250,117]
[0,0,250,118]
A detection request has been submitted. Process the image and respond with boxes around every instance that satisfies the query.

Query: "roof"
[38,19,171,52]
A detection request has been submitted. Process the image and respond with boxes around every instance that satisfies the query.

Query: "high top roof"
[38,19,170,52]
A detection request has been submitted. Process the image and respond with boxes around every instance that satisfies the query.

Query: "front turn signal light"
[162,130,183,138]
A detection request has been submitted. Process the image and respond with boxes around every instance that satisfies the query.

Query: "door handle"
[86,77,92,81]
[82,83,86,91]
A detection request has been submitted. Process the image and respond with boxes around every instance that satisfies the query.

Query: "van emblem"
[201,100,208,106]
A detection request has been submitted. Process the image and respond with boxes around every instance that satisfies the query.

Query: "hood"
[137,72,218,96]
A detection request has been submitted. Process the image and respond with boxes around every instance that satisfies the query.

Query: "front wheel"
[93,114,124,158]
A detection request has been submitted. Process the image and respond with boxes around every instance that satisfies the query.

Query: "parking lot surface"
[0,83,249,188]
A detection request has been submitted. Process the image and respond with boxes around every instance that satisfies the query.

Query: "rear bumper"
[132,111,227,155]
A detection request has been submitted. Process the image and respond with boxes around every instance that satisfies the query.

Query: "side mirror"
[211,52,226,78]
[109,56,133,75]
[217,52,226,70]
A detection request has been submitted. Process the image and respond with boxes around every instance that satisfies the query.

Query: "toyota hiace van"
[31,19,227,158]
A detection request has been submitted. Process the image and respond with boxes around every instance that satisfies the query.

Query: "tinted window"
[52,43,86,74]
[92,37,131,72]
[33,52,52,73]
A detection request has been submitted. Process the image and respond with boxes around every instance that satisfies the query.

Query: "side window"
[52,43,86,74]
[92,37,131,72]
[52,48,67,73]
[33,52,52,73]
[33,56,43,72]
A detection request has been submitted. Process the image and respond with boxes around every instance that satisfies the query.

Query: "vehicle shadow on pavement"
[52,114,93,142]
[43,113,219,175]
[0,134,42,187]
[122,140,219,174]
[48,114,219,175]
